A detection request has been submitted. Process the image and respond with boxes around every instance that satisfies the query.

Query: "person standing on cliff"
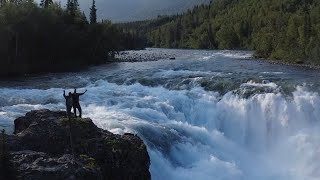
[72,88,87,118]
[63,90,73,118]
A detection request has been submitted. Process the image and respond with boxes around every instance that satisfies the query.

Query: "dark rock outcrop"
[8,109,151,180]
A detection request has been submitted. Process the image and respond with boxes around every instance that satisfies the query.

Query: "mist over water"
[1,49,320,180]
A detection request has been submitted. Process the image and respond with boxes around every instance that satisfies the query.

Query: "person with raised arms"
[72,89,87,118]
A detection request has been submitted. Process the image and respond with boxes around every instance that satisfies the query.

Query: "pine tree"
[66,0,71,11]
[73,0,79,8]
[81,11,88,23]
[40,0,53,8]
[89,0,97,24]
[72,0,79,15]
[66,0,79,17]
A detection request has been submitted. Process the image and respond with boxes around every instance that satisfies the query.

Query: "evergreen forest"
[0,0,146,76]
[121,0,320,65]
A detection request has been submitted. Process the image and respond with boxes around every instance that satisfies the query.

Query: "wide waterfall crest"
[1,49,320,180]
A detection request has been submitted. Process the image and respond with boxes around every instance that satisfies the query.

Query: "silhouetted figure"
[72,89,87,118]
[63,90,73,118]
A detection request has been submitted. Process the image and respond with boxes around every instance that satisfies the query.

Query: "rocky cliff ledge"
[7,109,151,180]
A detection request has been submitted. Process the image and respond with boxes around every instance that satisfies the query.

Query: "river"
[1,48,320,180]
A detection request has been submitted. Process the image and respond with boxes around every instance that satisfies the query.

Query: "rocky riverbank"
[5,109,151,180]
[114,49,177,62]
[255,58,320,70]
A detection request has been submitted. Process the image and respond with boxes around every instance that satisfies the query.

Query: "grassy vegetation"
[80,154,98,169]
[59,117,92,126]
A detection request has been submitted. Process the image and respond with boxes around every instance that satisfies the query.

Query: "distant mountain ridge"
[119,0,212,22]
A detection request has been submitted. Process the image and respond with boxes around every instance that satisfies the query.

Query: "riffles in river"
[1,49,320,180]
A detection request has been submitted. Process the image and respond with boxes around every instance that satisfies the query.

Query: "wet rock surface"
[8,109,151,180]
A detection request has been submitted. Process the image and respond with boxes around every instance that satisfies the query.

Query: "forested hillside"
[125,0,320,65]
[0,0,145,76]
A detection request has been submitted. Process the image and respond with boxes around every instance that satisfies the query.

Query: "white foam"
[1,80,320,179]
[216,51,253,59]
[152,69,222,78]
[83,81,320,179]
[261,72,284,75]
[241,80,279,89]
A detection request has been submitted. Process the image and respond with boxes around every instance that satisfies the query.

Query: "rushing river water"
[1,48,320,180]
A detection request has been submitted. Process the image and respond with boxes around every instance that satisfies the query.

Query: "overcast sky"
[43,0,210,22]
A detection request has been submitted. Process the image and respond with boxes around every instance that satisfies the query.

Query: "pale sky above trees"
[36,0,210,21]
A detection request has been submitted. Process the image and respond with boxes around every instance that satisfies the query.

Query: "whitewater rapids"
[0,49,320,180]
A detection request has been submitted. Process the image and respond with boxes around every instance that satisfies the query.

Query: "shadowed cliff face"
[7,109,151,180]
[37,0,210,21]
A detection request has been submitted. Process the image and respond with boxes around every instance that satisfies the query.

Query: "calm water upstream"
[1,48,320,180]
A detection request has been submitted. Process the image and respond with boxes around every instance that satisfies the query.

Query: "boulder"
[8,109,151,180]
